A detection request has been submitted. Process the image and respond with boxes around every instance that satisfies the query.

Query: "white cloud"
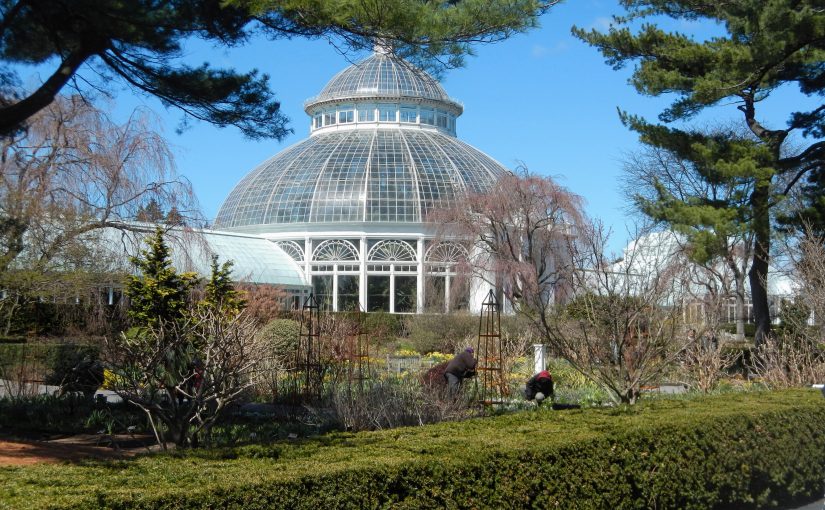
[531,41,569,59]
[589,16,613,31]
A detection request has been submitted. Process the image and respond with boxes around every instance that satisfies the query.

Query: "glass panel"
[339,110,354,123]
[368,275,390,312]
[424,275,445,312]
[324,112,336,125]
[379,106,396,122]
[452,275,470,311]
[420,109,435,125]
[358,107,375,122]
[313,275,333,311]
[338,275,360,312]
[400,108,417,123]
[436,113,448,128]
[395,275,417,313]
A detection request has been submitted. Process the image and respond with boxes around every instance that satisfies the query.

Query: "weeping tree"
[0,96,198,336]
[436,169,693,404]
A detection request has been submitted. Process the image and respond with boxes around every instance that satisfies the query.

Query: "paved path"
[791,498,824,510]
[0,379,122,402]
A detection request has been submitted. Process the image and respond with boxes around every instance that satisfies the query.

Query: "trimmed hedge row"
[1,390,824,509]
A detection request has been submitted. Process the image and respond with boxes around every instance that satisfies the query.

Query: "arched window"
[313,239,359,262]
[368,240,416,262]
[366,240,417,314]
[424,242,469,312]
[275,240,305,263]
[425,242,468,267]
[310,240,360,313]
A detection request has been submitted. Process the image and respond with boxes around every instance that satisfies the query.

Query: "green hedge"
[1,390,824,509]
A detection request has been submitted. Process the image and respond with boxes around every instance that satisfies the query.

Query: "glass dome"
[214,51,508,233]
[305,52,461,111]
[213,129,506,230]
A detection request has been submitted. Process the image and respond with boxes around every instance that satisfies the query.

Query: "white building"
[212,48,510,313]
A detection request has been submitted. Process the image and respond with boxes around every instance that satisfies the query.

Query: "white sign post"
[533,343,547,375]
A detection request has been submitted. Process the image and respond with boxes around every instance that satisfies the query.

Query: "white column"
[444,275,451,313]
[360,237,367,311]
[303,237,313,307]
[107,287,114,306]
[332,264,339,312]
[416,238,425,314]
[533,343,547,374]
[389,264,396,313]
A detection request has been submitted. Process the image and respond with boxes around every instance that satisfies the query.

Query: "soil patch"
[0,434,159,466]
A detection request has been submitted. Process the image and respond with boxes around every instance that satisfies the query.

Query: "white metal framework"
[214,50,508,313]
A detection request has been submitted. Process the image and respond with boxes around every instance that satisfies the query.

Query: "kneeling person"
[444,347,477,394]
[525,370,554,404]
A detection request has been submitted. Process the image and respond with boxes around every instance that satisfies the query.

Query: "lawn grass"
[1,389,823,509]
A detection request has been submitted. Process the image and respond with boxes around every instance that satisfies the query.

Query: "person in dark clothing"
[444,347,477,394]
[525,370,554,403]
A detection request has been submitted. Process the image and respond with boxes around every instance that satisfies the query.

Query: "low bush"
[403,313,477,353]
[0,341,102,397]
[44,344,103,397]
[364,311,403,347]
[721,322,758,338]
[1,390,823,509]
[255,318,301,367]
[0,394,143,435]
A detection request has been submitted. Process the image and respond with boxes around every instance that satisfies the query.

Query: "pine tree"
[0,0,554,137]
[201,255,246,315]
[136,199,165,223]
[125,227,198,329]
[574,0,825,344]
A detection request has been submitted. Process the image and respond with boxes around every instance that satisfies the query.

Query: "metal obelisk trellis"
[346,304,371,394]
[475,289,506,405]
[298,293,323,401]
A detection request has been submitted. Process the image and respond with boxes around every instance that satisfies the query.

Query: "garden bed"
[1,389,823,509]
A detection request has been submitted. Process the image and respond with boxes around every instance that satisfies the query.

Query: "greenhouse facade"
[213,47,510,313]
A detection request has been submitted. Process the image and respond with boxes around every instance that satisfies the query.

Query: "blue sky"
[39,0,813,253]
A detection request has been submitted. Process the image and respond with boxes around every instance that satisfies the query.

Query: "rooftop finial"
[373,38,393,55]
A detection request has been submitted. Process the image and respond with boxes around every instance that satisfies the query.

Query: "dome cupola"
[213,51,506,232]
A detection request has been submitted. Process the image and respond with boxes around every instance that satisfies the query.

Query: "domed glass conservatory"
[214,48,509,313]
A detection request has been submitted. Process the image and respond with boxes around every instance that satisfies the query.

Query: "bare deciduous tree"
[623,144,754,339]
[106,307,263,448]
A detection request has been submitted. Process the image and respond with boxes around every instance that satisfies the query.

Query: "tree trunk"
[749,182,772,347]
[735,274,746,339]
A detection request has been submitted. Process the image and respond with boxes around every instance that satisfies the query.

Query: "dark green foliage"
[125,228,198,329]
[201,256,245,314]
[777,301,813,338]
[43,344,103,398]
[1,391,823,509]
[0,0,551,137]
[573,0,825,343]
[0,342,102,393]
[721,323,758,339]
[0,394,144,435]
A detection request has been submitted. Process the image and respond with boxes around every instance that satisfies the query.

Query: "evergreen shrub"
[2,390,824,509]
[256,318,301,366]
